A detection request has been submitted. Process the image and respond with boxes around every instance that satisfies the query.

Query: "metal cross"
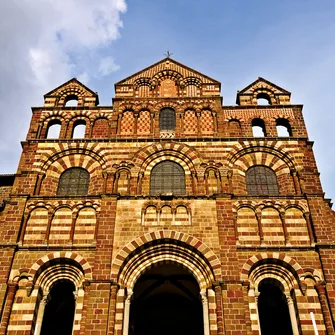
[164,50,173,58]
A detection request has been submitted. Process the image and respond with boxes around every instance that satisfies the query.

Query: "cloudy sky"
[1,0,335,201]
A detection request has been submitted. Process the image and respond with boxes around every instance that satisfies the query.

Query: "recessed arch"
[111,230,221,288]
[240,253,303,282]
[28,251,92,285]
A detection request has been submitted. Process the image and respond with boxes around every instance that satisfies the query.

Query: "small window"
[46,120,61,139]
[40,281,76,335]
[65,94,78,107]
[150,161,185,195]
[252,118,266,137]
[72,120,86,138]
[276,118,292,137]
[246,166,279,195]
[160,108,176,131]
[257,93,271,105]
[57,167,90,196]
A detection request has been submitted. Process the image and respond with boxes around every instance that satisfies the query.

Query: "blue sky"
[1,0,335,201]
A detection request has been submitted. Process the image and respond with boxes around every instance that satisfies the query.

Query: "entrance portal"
[129,263,204,335]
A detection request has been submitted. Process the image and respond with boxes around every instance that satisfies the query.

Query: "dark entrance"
[129,263,204,335]
[40,280,76,335]
[258,280,293,335]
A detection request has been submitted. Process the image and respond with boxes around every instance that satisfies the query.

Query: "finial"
[164,50,173,58]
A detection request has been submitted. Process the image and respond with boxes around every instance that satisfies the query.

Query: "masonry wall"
[1,67,335,335]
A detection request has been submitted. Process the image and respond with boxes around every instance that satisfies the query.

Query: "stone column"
[286,295,299,335]
[196,112,202,137]
[214,283,225,335]
[117,114,122,135]
[291,170,302,195]
[279,212,289,245]
[256,212,264,244]
[212,112,218,135]
[0,283,18,334]
[34,292,49,335]
[315,282,335,335]
[34,173,45,195]
[107,284,119,335]
[201,290,210,335]
[252,287,262,335]
[304,212,316,245]
[122,289,133,335]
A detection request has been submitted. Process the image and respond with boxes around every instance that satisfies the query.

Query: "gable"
[114,58,221,98]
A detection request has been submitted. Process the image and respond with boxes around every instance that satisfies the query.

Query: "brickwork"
[1,57,335,335]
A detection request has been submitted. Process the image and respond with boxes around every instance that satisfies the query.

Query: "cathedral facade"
[0,58,335,335]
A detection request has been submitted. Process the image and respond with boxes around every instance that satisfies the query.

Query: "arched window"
[252,118,266,137]
[160,108,176,131]
[256,92,271,105]
[258,280,293,335]
[46,120,61,139]
[276,118,292,137]
[72,119,86,138]
[57,167,90,196]
[150,161,185,195]
[40,280,76,335]
[64,94,78,107]
[246,166,279,195]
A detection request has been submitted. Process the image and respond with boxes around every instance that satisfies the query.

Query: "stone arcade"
[0,58,335,335]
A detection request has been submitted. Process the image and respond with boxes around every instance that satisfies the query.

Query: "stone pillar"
[35,292,49,335]
[19,214,29,244]
[279,212,289,245]
[201,290,210,335]
[214,283,225,335]
[196,112,202,137]
[213,112,218,135]
[107,284,119,335]
[286,295,299,335]
[304,212,316,245]
[253,288,262,335]
[291,170,302,195]
[315,282,335,335]
[34,173,45,195]
[122,289,133,335]
[256,212,264,244]
[0,283,18,334]
[117,114,122,135]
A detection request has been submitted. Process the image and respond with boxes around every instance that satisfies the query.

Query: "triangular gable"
[115,57,220,86]
[238,77,291,95]
[44,78,98,98]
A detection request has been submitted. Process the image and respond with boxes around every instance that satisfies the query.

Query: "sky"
[0,0,335,201]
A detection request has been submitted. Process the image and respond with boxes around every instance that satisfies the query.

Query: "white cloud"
[98,56,121,76]
[0,0,127,173]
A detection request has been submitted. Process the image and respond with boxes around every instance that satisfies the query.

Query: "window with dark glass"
[246,166,279,195]
[150,161,185,195]
[57,167,90,196]
[159,108,176,131]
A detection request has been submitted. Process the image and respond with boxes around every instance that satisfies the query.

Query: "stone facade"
[0,57,334,335]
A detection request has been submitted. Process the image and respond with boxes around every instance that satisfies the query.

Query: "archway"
[129,262,204,335]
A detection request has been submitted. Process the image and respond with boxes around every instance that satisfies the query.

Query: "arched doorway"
[129,263,204,335]
[258,279,293,335]
[40,280,76,335]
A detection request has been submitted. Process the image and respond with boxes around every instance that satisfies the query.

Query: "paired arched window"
[72,120,86,138]
[46,120,61,139]
[40,280,76,335]
[64,94,78,107]
[159,108,176,131]
[57,167,90,196]
[246,166,279,195]
[276,118,292,137]
[252,118,266,137]
[150,161,185,195]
